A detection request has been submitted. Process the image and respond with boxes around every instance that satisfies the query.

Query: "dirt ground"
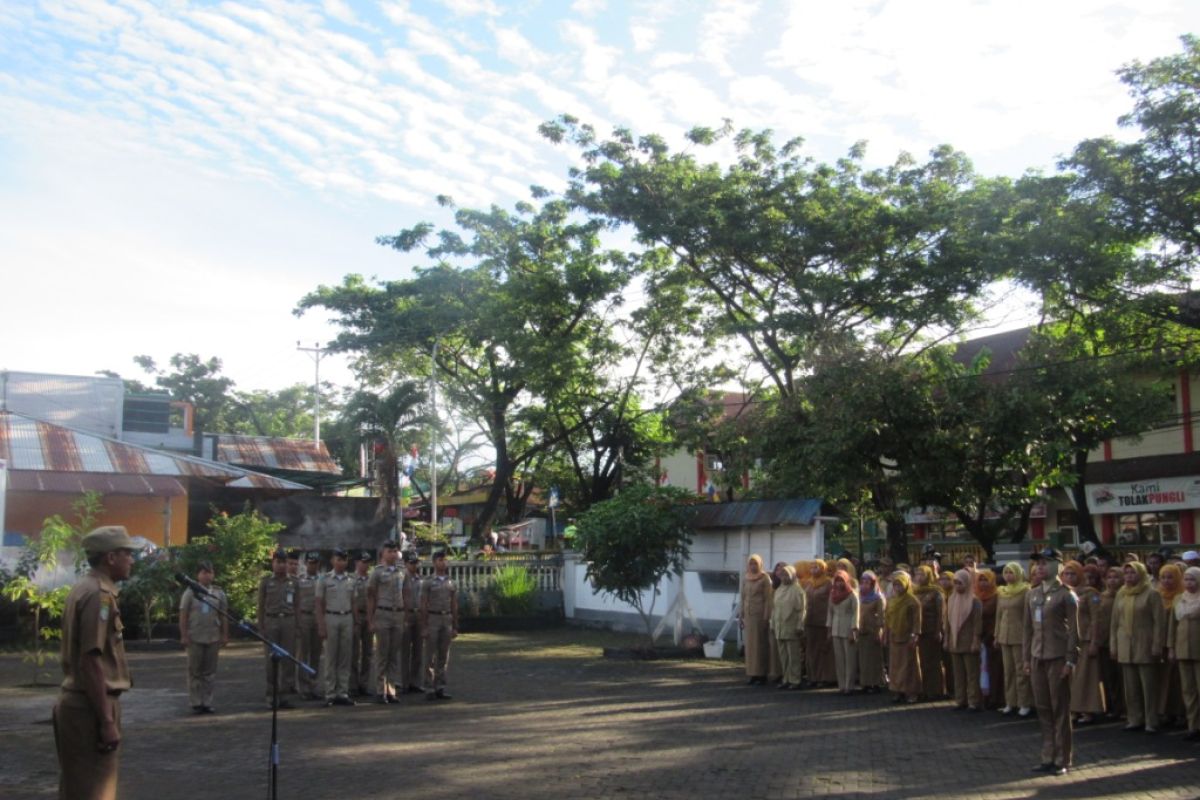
[1,628,1198,799]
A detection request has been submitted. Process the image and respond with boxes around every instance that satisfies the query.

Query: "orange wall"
[5,491,188,548]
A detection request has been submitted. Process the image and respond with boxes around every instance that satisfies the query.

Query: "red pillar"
[1181,368,1193,453]
[696,451,706,494]
[1031,518,1045,540]
[1181,511,1195,545]
[1102,515,1115,545]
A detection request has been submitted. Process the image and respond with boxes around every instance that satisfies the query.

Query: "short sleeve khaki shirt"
[60,570,131,693]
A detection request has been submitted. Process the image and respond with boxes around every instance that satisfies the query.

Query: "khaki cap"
[82,525,143,556]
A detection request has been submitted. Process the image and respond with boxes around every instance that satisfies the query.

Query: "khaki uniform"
[400,567,423,690]
[180,585,226,708]
[350,572,372,695]
[944,594,983,709]
[741,576,773,678]
[1110,588,1165,729]
[996,588,1034,710]
[257,573,299,701]
[1024,581,1080,768]
[857,595,887,689]
[422,575,458,691]
[804,582,835,683]
[769,582,806,686]
[317,572,356,700]
[916,589,946,698]
[1071,586,1105,715]
[54,570,131,800]
[369,564,405,697]
[827,592,860,692]
[1168,605,1200,732]
[886,598,922,699]
[295,573,322,697]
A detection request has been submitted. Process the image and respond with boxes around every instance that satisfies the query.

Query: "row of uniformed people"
[741,548,1200,776]
[254,541,459,709]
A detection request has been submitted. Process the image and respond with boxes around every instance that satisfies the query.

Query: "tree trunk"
[884,515,908,565]
[1071,449,1101,547]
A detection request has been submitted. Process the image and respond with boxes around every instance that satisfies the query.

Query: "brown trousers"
[400,611,423,689]
[350,615,373,695]
[1122,662,1160,729]
[918,633,945,698]
[1000,643,1033,709]
[261,615,296,700]
[776,636,803,686]
[373,609,403,697]
[295,613,322,697]
[54,691,121,800]
[186,641,220,707]
[950,651,982,708]
[1180,659,1200,732]
[743,618,769,678]
[1031,657,1073,767]
[424,614,454,690]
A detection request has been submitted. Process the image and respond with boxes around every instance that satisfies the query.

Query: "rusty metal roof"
[214,434,341,474]
[691,498,824,529]
[0,410,309,492]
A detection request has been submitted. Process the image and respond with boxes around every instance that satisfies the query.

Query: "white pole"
[430,339,438,531]
[297,342,325,443]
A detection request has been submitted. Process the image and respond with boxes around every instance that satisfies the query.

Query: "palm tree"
[342,380,428,527]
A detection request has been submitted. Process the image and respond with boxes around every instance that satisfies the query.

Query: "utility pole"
[429,339,439,531]
[297,342,326,443]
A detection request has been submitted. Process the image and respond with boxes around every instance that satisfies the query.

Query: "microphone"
[175,572,210,597]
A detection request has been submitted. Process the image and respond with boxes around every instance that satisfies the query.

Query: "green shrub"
[176,505,283,620]
[490,564,536,616]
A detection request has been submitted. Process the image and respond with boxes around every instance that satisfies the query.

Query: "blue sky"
[0,0,1194,393]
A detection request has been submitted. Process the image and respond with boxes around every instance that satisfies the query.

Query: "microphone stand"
[181,581,314,800]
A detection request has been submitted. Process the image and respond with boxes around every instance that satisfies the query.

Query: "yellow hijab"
[1158,563,1184,610]
[997,562,1030,599]
[885,571,918,632]
[1118,561,1151,633]
[746,554,767,582]
[808,560,831,590]
[913,564,939,596]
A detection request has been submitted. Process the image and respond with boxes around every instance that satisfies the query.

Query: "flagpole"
[430,338,438,531]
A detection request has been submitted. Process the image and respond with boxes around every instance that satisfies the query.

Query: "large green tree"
[299,198,640,537]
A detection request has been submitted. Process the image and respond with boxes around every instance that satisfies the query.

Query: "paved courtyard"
[1,628,1198,799]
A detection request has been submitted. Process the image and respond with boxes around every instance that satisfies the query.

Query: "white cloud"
[698,0,759,77]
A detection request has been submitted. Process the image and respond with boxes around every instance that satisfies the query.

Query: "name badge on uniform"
[100,596,110,622]
[1033,606,1043,623]
[286,591,295,604]
[201,603,210,614]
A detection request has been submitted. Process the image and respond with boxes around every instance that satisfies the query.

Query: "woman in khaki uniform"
[770,564,806,689]
[975,569,1003,709]
[827,569,860,694]
[1062,560,1104,724]
[1095,566,1124,718]
[944,569,983,710]
[885,570,922,703]
[804,561,835,686]
[1156,563,1186,726]
[996,562,1034,716]
[914,565,946,700]
[858,570,887,693]
[1111,561,1166,732]
[740,554,773,685]
[1168,566,1200,740]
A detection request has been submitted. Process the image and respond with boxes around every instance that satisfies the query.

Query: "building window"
[1057,510,1079,546]
[1116,511,1181,545]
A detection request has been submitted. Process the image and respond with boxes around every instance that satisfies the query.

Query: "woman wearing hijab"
[1168,566,1200,741]
[913,565,946,701]
[770,564,806,690]
[944,569,983,711]
[975,568,1003,709]
[996,562,1034,716]
[938,568,958,696]
[827,569,860,694]
[805,561,836,687]
[858,570,887,693]
[1156,563,1186,727]
[767,562,788,685]
[884,571,922,704]
[1111,560,1166,732]
[739,555,774,685]
[1062,561,1104,725]
[1096,566,1124,719]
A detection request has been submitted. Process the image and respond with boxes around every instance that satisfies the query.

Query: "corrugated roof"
[691,498,824,529]
[7,472,187,497]
[0,411,310,492]
[215,434,340,474]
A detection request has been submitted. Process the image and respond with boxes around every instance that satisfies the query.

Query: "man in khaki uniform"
[296,552,323,699]
[317,548,357,705]
[350,551,373,696]
[257,548,299,708]
[54,526,142,800]
[368,540,405,703]
[179,561,229,713]
[400,550,424,694]
[422,550,459,700]
[1023,548,1080,776]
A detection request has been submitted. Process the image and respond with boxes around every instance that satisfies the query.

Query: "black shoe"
[406,685,423,694]
[426,691,438,701]
[335,696,356,706]
[192,705,204,714]
[375,696,390,705]
[276,700,294,710]
[201,706,215,714]
[1031,763,1054,773]
[324,700,335,707]
[1121,724,1141,732]
[1049,766,1068,776]
[892,694,905,704]
[435,689,451,700]
[966,706,982,713]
